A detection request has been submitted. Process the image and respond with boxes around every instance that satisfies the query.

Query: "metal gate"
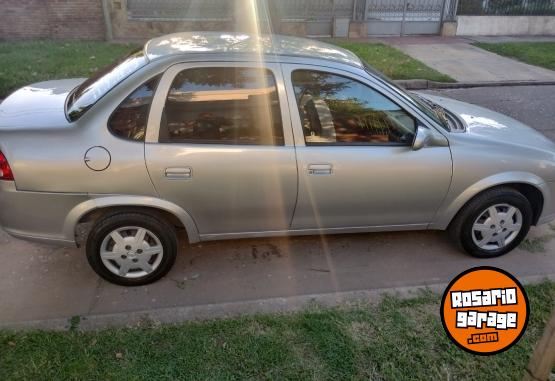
[126,0,450,37]
[365,0,447,35]
[278,0,355,37]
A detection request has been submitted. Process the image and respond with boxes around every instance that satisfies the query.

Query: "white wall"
[457,16,555,36]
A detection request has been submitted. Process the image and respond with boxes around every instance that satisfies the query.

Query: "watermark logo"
[441,267,529,355]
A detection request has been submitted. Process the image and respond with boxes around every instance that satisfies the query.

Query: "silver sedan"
[1,32,554,286]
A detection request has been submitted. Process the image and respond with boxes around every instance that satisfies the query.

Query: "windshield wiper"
[413,94,450,128]
[430,104,449,126]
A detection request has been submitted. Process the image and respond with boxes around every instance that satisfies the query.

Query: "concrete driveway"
[1,85,555,328]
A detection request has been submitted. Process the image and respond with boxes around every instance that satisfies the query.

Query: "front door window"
[292,70,416,146]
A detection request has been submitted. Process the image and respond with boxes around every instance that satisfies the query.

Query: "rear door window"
[159,67,284,146]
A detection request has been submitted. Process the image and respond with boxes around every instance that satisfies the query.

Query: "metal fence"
[126,0,555,23]
[444,0,460,19]
[276,0,351,21]
[364,0,446,22]
[457,0,555,15]
[127,0,233,21]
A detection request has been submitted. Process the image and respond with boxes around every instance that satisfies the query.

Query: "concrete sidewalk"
[466,36,555,44]
[377,36,555,83]
[2,225,555,330]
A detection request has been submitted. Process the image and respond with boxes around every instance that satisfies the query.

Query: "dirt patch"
[347,321,375,346]
[247,321,270,336]
[251,244,282,260]
[232,243,283,262]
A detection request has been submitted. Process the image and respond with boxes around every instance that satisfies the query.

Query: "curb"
[2,273,554,331]
[394,79,555,90]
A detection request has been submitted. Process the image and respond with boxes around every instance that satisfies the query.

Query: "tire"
[86,212,178,286]
[449,187,533,258]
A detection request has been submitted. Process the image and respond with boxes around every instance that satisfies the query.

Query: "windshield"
[66,50,147,121]
[362,62,450,131]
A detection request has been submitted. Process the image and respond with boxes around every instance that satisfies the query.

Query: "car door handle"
[165,167,192,179]
[308,164,333,176]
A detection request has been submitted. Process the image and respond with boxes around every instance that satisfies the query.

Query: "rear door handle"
[308,164,333,176]
[165,167,192,179]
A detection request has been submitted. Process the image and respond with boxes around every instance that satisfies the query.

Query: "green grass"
[520,223,555,253]
[473,42,555,71]
[0,41,139,98]
[1,282,554,381]
[0,40,455,100]
[331,41,456,82]
[520,235,552,253]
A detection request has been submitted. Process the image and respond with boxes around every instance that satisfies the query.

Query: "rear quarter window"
[109,75,161,141]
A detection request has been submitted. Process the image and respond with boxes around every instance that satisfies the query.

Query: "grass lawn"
[1,281,553,381]
[0,41,138,98]
[473,42,555,71]
[0,40,455,100]
[331,41,456,83]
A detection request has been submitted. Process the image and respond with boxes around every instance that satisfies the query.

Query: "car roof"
[144,32,363,69]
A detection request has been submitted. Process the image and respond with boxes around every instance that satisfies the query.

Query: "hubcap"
[472,204,523,251]
[100,226,164,279]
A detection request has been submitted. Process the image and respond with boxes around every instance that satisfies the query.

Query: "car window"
[362,61,449,130]
[292,70,416,145]
[159,67,284,146]
[109,75,161,142]
[67,50,148,122]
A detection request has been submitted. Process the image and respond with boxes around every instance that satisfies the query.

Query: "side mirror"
[412,126,432,151]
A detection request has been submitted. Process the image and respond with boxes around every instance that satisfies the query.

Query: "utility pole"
[101,0,113,41]
[267,0,282,34]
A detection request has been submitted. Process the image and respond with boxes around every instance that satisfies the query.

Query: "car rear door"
[282,64,452,230]
[145,62,298,237]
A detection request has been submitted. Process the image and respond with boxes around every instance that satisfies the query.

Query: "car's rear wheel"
[449,187,533,258]
[86,212,178,286]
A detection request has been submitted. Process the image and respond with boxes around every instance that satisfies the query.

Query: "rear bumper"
[0,181,89,246]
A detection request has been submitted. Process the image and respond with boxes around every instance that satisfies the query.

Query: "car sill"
[199,224,429,242]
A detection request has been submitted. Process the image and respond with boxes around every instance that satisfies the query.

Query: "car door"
[282,65,452,230]
[145,62,298,237]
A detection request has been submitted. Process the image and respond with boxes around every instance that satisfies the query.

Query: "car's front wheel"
[86,212,178,286]
[449,187,533,258]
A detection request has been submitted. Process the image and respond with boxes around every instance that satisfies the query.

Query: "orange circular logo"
[441,267,529,355]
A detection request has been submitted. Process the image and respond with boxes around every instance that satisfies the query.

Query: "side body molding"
[63,195,201,243]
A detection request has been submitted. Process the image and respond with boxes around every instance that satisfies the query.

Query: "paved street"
[425,85,555,139]
[1,85,555,327]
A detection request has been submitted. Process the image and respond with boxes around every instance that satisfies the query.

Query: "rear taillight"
[0,151,14,181]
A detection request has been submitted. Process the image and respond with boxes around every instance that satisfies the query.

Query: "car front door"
[283,65,452,231]
[145,63,297,237]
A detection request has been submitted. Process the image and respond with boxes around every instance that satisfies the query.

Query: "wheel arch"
[433,172,548,230]
[505,183,543,225]
[63,196,201,244]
